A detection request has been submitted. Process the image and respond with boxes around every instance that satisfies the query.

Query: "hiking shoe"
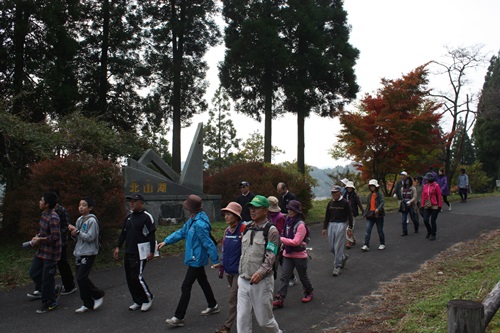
[361,245,369,252]
[378,244,386,250]
[340,254,348,268]
[61,286,77,296]
[166,316,185,327]
[141,299,153,312]
[429,235,436,241]
[36,302,58,314]
[94,297,104,310]
[129,303,141,311]
[201,304,220,316]
[272,297,284,308]
[288,276,298,287]
[75,305,91,313]
[27,290,42,299]
[215,325,231,333]
[301,291,313,303]
[332,267,341,276]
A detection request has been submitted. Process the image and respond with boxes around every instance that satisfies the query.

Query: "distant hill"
[310,164,359,199]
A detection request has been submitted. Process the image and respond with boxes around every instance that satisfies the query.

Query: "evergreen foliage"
[474,51,500,182]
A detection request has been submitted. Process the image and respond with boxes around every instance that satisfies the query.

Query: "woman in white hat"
[344,181,364,249]
[361,179,386,251]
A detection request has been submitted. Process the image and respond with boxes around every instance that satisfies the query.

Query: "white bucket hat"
[345,181,355,189]
[340,178,349,185]
[368,179,380,187]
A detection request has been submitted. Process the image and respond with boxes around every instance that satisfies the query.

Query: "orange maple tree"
[334,65,443,194]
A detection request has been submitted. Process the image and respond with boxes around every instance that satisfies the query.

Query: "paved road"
[1,197,499,333]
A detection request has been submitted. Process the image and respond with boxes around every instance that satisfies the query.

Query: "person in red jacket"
[421,172,442,241]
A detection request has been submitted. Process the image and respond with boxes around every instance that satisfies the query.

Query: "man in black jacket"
[113,194,156,312]
[277,182,296,214]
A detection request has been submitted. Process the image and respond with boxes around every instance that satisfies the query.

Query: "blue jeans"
[29,256,58,304]
[401,207,419,233]
[364,217,385,247]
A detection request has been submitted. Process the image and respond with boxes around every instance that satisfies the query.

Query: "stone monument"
[123,123,221,224]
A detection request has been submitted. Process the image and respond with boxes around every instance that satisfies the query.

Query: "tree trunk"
[98,0,110,115]
[297,106,305,174]
[263,71,272,163]
[12,1,29,116]
[171,1,184,173]
[447,299,485,333]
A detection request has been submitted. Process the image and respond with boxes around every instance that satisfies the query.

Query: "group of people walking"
[25,170,469,331]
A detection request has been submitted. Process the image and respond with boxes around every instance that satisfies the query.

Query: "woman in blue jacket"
[158,195,220,327]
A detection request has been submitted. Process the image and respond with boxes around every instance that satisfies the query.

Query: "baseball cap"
[247,195,270,208]
[331,185,342,193]
[400,171,408,176]
[239,181,250,188]
[125,193,145,201]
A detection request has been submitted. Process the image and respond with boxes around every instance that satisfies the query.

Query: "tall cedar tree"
[143,0,220,172]
[1,0,80,120]
[474,51,500,181]
[220,0,287,163]
[77,0,145,131]
[334,65,442,195]
[281,0,359,174]
[203,87,241,173]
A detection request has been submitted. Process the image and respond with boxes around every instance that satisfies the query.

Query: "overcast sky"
[179,0,500,169]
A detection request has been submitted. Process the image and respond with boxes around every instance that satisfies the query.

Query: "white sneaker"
[93,297,104,310]
[361,245,369,251]
[141,299,153,312]
[75,305,91,313]
[332,267,341,276]
[201,304,220,316]
[129,303,141,311]
[166,316,185,327]
[288,276,298,287]
[448,204,452,211]
[378,244,386,250]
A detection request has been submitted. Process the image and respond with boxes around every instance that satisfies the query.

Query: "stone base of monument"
[148,195,221,226]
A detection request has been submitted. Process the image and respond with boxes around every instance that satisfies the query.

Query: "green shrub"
[204,161,314,215]
[2,153,126,243]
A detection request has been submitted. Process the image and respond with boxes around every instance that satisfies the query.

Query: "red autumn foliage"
[204,162,314,215]
[337,65,443,194]
[2,154,126,242]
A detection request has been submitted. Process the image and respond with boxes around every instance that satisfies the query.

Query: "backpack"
[242,222,281,279]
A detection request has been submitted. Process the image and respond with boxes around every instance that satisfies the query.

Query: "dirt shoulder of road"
[326,229,500,333]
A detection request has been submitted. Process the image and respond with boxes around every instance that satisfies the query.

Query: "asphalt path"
[1,196,499,333]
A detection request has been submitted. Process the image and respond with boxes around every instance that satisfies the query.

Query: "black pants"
[175,266,217,320]
[29,257,57,304]
[76,255,105,309]
[58,245,75,291]
[423,208,439,237]
[124,253,153,305]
